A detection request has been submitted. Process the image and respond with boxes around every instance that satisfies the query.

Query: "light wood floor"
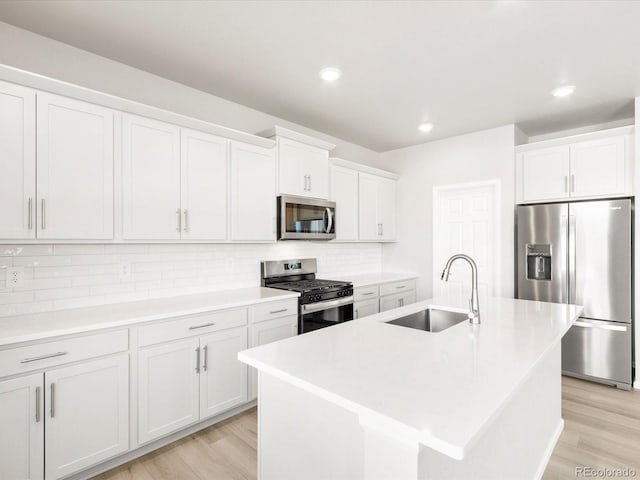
[95,376,639,480]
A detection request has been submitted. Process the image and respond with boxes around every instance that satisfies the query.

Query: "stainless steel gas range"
[261,258,354,334]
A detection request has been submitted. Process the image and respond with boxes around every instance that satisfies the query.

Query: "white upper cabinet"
[516,127,632,204]
[36,93,114,240]
[0,81,36,240]
[570,136,626,198]
[330,165,359,241]
[0,374,44,480]
[230,141,277,241]
[359,173,397,242]
[520,146,570,202]
[277,137,329,199]
[180,129,229,241]
[122,114,181,240]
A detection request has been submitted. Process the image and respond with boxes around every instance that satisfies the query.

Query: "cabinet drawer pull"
[189,322,215,330]
[28,197,33,230]
[203,345,208,372]
[195,347,200,373]
[269,308,288,314]
[35,386,41,423]
[20,351,68,363]
[361,292,375,296]
[50,383,55,418]
[395,285,406,290]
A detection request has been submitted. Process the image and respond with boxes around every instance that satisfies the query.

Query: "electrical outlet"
[6,266,24,288]
[119,262,132,280]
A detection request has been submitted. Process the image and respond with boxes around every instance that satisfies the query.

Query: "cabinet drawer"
[354,285,379,302]
[379,280,415,297]
[138,308,247,347]
[0,329,128,379]
[251,300,298,323]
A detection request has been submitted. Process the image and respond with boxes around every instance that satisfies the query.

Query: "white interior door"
[180,128,229,240]
[434,182,498,307]
[45,354,129,480]
[36,93,114,239]
[0,373,44,480]
[0,81,36,239]
[122,114,181,240]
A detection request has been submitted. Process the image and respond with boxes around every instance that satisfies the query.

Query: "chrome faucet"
[440,254,481,324]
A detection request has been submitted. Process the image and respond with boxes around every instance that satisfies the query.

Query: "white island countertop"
[239,297,582,460]
[333,271,418,287]
[0,287,299,347]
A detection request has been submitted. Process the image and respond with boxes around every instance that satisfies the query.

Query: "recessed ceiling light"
[319,67,342,82]
[418,122,434,133]
[551,85,576,98]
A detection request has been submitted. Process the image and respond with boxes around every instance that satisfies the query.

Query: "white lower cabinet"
[248,315,297,400]
[0,374,44,480]
[138,325,248,444]
[354,298,379,319]
[199,328,248,419]
[137,338,200,444]
[45,354,129,480]
[379,290,416,312]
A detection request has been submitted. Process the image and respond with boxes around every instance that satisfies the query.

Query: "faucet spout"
[440,254,481,324]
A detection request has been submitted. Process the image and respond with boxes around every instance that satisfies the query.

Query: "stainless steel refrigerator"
[516,199,633,389]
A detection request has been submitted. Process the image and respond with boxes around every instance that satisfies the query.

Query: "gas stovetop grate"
[268,279,351,293]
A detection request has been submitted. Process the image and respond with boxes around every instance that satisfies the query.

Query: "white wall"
[0,21,382,168]
[380,125,517,301]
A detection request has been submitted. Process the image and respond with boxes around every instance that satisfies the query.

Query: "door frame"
[432,179,502,298]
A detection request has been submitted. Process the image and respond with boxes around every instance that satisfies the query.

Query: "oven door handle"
[302,296,353,313]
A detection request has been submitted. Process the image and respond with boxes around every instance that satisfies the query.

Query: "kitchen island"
[239,297,582,480]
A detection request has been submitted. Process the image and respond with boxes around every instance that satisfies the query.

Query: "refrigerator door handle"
[568,214,576,304]
[574,320,628,332]
[560,214,569,304]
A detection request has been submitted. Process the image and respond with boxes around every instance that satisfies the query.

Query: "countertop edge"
[0,289,300,348]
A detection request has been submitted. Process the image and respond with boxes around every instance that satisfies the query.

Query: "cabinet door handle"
[564,175,568,193]
[41,199,45,230]
[303,175,308,192]
[269,308,288,314]
[195,347,200,373]
[377,223,382,236]
[399,298,404,307]
[571,174,575,193]
[20,351,68,363]
[176,208,181,232]
[35,386,41,423]
[189,322,215,330]
[308,175,312,192]
[355,309,359,319]
[203,345,208,372]
[50,383,55,418]
[183,209,189,233]
[28,197,33,230]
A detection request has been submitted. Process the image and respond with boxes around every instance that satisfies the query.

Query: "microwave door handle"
[325,208,333,234]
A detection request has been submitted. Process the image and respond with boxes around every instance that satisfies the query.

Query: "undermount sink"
[386,308,468,333]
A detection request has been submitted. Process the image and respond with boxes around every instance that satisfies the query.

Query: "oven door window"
[284,201,334,235]
[300,302,354,334]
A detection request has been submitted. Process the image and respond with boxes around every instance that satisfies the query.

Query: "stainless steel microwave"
[277,195,336,240]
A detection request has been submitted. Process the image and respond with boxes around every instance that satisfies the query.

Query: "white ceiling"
[0,0,638,152]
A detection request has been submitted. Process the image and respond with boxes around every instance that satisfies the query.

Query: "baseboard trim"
[65,400,257,480]
[534,419,564,480]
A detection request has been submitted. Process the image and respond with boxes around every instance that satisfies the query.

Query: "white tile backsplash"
[0,242,381,317]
